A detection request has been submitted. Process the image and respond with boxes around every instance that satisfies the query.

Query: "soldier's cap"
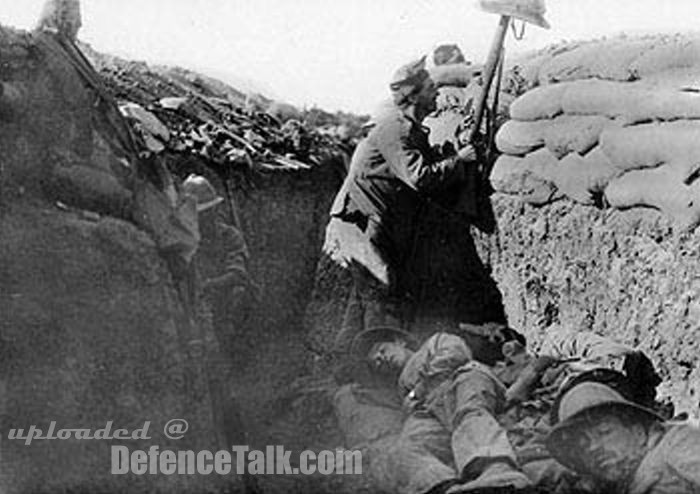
[182,174,224,212]
[458,321,526,347]
[432,43,467,66]
[350,326,417,359]
[389,56,430,92]
[550,368,636,426]
[546,381,662,472]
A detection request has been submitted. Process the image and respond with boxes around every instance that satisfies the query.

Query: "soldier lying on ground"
[334,323,665,494]
[546,381,700,494]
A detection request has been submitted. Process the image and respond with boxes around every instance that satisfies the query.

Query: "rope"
[510,19,527,41]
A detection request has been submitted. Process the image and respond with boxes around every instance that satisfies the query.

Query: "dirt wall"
[474,197,700,416]
[0,206,234,493]
[0,26,236,493]
[233,164,343,342]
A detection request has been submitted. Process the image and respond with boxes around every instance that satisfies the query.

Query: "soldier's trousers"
[385,362,518,494]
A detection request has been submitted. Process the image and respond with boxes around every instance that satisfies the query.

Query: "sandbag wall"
[481,34,700,417]
[492,34,700,229]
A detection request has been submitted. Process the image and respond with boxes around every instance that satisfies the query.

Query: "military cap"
[389,56,430,92]
[350,326,417,359]
[546,381,662,473]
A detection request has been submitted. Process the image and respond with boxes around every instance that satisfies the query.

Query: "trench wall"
[474,198,700,416]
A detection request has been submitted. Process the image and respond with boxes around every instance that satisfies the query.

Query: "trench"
[2,22,699,494]
[225,163,699,494]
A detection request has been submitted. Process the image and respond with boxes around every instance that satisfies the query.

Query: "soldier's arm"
[398,333,472,409]
[374,118,473,193]
[422,333,473,377]
[203,223,250,290]
[539,328,635,362]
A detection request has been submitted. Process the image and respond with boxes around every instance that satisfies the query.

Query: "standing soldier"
[181,174,251,356]
[324,56,479,353]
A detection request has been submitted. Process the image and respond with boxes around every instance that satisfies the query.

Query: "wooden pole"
[468,15,510,142]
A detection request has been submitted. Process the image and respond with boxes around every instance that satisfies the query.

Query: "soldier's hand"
[457,144,477,162]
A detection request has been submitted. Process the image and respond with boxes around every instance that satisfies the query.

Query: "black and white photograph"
[0,1,699,493]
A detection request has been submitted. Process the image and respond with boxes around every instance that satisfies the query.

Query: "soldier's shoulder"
[368,103,409,132]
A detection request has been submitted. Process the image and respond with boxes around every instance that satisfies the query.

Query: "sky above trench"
[2,0,700,114]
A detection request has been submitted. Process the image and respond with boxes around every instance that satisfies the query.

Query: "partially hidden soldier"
[181,174,252,351]
[547,381,700,494]
[36,0,81,41]
[32,0,201,280]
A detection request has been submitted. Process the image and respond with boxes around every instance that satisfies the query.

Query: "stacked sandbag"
[513,34,700,88]
[492,77,700,228]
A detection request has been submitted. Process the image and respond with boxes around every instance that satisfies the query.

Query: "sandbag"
[514,50,560,88]
[629,36,700,78]
[496,114,610,158]
[641,67,700,91]
[638,89,700,121]
[560,79,637,118]
[49,163,133,217]
[521,146,560,183]
[562,79,700,123]
[496,119,548,155]
[600,121,700,181]
[538,38,655,84]
[509,83,567,121]
[550,148,621,205]
[581,147,623,192]
[512,34,700,90]
[604,165,700,229]
[542,115,613,158]
[490,151,559,205]
[429,63,474,88]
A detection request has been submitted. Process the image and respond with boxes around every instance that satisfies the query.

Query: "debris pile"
[84,44,359,179]
[492,34,700,229]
